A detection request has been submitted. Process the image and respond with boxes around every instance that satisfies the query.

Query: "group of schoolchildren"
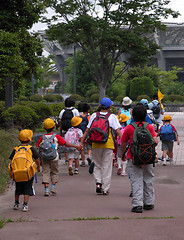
[9,95,179,214]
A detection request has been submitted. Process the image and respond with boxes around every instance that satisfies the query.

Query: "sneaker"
[121,172,127,176]
[163,162,167,166]
[74,169,79,174]
[68,166,73,175]
[44,190,50,196]
[80,161,86,167]
[117,168,122,175]
[13,203,19,210]
[22,205,29,212]
[50,188,57,195]
[65,160,69,164]
[143,204,154,210]
[129,191,133,197]
[96,183,102,194]
[131,206,143,213]
[103,191,109,195]
[87,158,91,166]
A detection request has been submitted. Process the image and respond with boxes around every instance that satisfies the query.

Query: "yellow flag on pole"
[158,89,165,110]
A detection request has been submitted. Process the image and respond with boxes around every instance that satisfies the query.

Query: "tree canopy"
[0,0,47,103]
[46,0,179,101]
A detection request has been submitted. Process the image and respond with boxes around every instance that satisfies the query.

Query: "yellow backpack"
[9,145,36,182]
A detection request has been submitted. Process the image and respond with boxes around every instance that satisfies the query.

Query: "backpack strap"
[15,145,32,152]
[42,133,56,141]
[130,122,149,129]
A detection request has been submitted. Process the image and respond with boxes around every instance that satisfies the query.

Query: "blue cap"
[100,98,114,108]
[140,99,148,106]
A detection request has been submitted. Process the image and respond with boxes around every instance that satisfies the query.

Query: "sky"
[31,0,184,32]
[31,0,184,56]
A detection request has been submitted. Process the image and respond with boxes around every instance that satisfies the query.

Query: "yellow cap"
[43,118,55,129]
[163,115,172,121]
[71,116,82,127]
[117,114,129,123]
[19,129,33,142]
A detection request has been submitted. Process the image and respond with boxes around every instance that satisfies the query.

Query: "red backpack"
[88,112,111,144]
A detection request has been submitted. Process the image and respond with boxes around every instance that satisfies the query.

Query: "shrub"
[163,94,184,103]
[55,94,63,102]
[137,95,151,102]
[111,105,118,115]
[26,102,53,121]
[17,96,28,102]
[2,105,39,129]
[0,129,19,192]
[0,101,5,125]
[70,94,84,102]
[90,94,99,103]
[43,94,57,102]
[30,94,43,102]
[115,95,124,104]
[49,102,65,129]
[129,76,154,100]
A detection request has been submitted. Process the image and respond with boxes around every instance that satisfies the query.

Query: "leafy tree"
[129,76,154,100]
[0,0,47,105]
[64,50,97,96]
[125,65,182,96]
[46,0,179,102]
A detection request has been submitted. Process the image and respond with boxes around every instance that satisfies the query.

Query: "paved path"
[0,112,184,240]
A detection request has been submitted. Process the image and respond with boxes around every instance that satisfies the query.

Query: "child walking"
[37,118,82,196]
[65,116,83,175]
[79,103,92,167]
[157,114,179,166]
[9,129,40,212]
[116,114,129,176]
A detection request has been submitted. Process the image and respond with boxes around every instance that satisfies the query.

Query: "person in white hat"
[118,96,132,125]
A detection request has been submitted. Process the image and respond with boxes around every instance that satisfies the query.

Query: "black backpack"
[152,102,161,119]
[61,108,74,131]
[130,122,156,166]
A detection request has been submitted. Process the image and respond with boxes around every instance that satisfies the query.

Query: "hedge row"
[1,93,183,130]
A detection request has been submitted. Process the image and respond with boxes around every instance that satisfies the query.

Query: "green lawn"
[0,129,19,192]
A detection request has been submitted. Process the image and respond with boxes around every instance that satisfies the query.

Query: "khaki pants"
[92,148,113,192]
[42,159,59,184]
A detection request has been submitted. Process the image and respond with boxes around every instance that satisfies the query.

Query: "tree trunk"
[5,78,13,109]
[98,81,106,103]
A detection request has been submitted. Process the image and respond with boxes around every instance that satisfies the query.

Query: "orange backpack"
[9,145,36,182]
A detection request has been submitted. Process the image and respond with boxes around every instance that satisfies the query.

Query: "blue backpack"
[79,114,89,133]
[160,124,176,141]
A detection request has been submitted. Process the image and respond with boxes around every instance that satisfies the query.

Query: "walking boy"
[79,103,92,167]
[9,129,40,212]
[59,97,79,163]
[121,104,158,213]
[116,114,129,176]
[157,114,179,166]
[37,118,82,196]
[65,116,83,175]
[81,98,122,195]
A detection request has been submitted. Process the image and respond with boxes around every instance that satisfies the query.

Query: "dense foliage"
[47,0,179,101]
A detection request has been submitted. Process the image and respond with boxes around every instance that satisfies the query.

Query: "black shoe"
[87,157,91,166]
[131,206,143,213]
[129,191,133,197]
[143,204,154,210]
[96,183,102,194]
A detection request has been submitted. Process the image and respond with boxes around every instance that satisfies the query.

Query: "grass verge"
[0,129,19,193]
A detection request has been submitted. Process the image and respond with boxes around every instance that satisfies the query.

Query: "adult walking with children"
[81,97,122,195]
[118,96,132,125]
